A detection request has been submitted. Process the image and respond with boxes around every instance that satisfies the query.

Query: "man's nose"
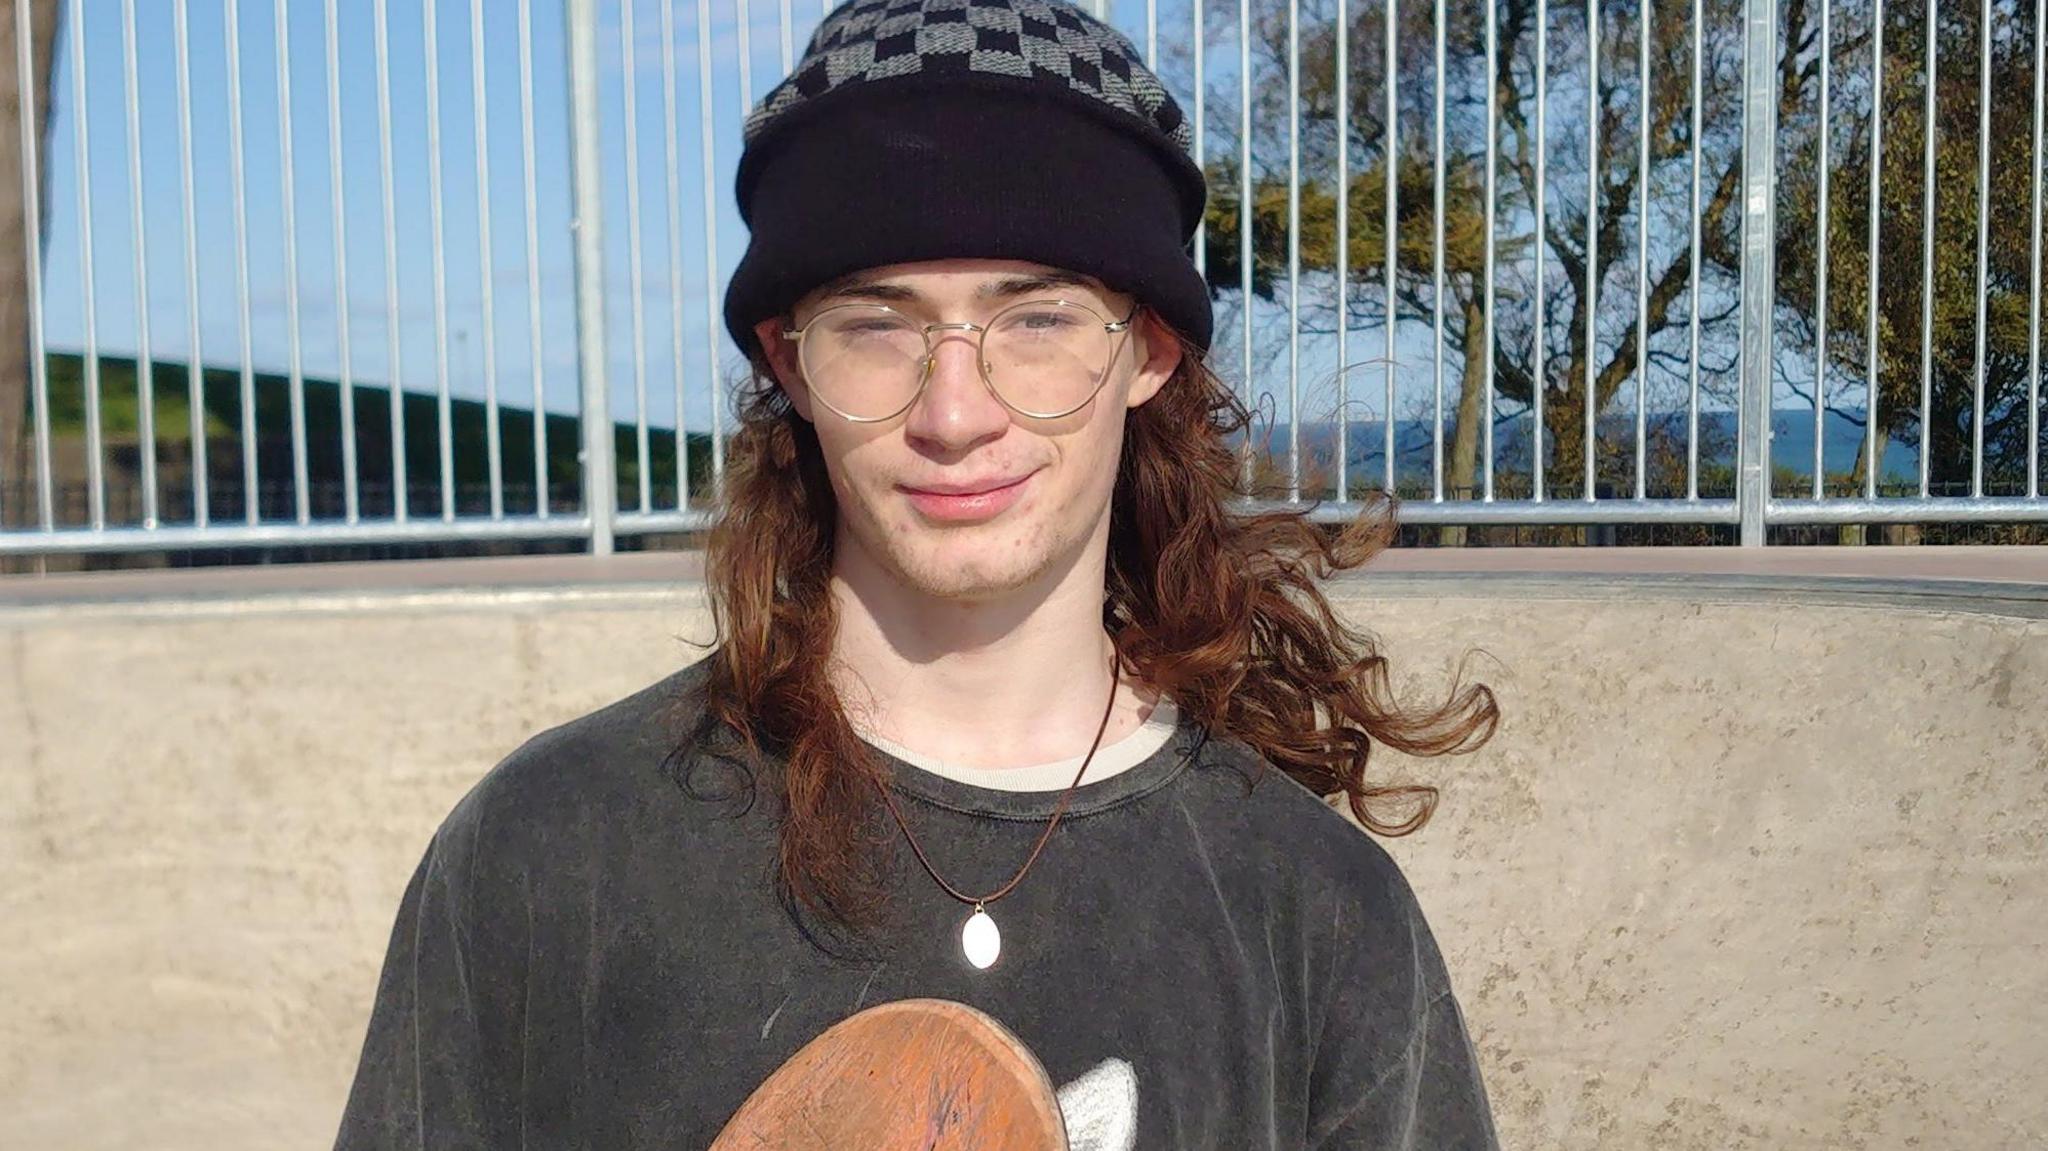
[902,329,1010,451]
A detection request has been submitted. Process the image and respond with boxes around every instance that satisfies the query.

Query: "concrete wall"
[2,572,2043,1149]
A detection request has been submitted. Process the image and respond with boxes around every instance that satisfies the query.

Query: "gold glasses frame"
[780,297,1142,423]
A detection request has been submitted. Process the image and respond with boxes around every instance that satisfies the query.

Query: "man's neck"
[827,539,1159,772]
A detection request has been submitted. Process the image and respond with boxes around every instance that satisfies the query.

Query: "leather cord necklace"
[873,637,1122,970]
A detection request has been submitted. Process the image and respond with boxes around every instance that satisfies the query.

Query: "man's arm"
[1307,987,1497,1150]
[1304,848,1499,1151]
[333,792,531,1150]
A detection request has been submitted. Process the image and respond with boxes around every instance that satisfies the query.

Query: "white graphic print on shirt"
[1056,1058,1139,1151]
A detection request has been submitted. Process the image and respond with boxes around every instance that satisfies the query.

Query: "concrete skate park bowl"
[2,547,2044,1150]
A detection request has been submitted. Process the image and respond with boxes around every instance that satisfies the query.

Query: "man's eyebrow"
[815,271,1102,305]
[975,271,1099,299]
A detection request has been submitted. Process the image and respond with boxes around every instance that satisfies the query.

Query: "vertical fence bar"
[16,0,52,529]
[1584,0,1597,503]
[1384,0,1397,494]
[781,0,794,72]
[1917,0,1934,497]
[1238,0,1253,491]
[1864,0,1881,500]
[566,0,614,552]
[473,0,504,519]
[373,0,409,522]
[1334,0,1347,503]
[226,0,258,524]
[2031,0,2043,497]
[1536,0,1548,500]
[1633,0,1649,500]
[1431,0,1444,501]
[1736,0,1778,544]
[1286,0,1300,500]
[736,0,757,477]
[621,0,650,514]
[696,0,725,486]
[1146,0,1158,67]
[325,0,359,523]
[1812,0,1828,498]
[1686,0,1701,498]
[425,0,456,520]
[69,0,103,529]
[276,0,310,524]
[1483,0,1496,502]
[174,0,206,527]
[120,0,157,528]
[1193,0,1205,280]
[661,0,688,508]
[1969,0,1988,497]
[519,0,548,515]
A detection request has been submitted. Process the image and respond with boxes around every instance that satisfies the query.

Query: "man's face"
[754,258,1182,603]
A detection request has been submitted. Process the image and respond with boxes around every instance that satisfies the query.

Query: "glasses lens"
[799,307,927,419]
[983,301,1116,416]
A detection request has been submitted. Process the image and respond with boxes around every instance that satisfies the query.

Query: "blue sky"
[37,0,1892,483]
[38,0,845,431]
[37,0,1492,441]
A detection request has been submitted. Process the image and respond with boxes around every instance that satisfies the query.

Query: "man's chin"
[894,557,1038,602]
[886,535,1045,602]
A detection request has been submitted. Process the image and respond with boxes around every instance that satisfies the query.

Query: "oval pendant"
[961,907,1001,970]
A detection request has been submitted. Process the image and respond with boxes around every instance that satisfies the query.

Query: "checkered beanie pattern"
[742,0,1191,157]
[722,0,1214,355]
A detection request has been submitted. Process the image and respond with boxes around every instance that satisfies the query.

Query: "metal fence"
[0,0,2042,557]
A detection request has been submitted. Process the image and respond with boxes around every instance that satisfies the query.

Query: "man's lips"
[897,472,1037,522]
[900,475,1033,498]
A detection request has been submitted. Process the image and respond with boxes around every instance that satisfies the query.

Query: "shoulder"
[1178,730,1452,992]
[1180,731,1417,893]
[427,657,720,868]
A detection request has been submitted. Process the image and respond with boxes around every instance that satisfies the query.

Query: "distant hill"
[17,351,1932,517]
[24,352,717,514]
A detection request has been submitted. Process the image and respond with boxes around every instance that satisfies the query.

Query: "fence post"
[564,0,614,555]
[1736,0,1778,546]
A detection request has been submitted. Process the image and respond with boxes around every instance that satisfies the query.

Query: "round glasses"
[780,298,1140,423]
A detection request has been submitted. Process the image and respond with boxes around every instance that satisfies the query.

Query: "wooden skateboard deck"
[709,998,1070,1150]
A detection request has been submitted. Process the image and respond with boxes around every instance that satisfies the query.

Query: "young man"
[335,0,1500,1146]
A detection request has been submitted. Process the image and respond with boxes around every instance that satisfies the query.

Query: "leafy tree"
[1181,0,2039,522]
[1771,0,2044,493]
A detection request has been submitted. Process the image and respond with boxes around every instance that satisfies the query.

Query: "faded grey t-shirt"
[334,660,1497,1149]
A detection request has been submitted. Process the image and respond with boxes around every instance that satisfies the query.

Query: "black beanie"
[722,0,1212,357]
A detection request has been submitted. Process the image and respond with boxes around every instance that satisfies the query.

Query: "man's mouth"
[897,472,1037,523]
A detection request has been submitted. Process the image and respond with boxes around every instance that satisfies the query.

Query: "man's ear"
[1122,308,1183,411]
[752,315,815,423]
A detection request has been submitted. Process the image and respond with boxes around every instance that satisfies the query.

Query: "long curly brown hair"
[695,326,1499,930]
